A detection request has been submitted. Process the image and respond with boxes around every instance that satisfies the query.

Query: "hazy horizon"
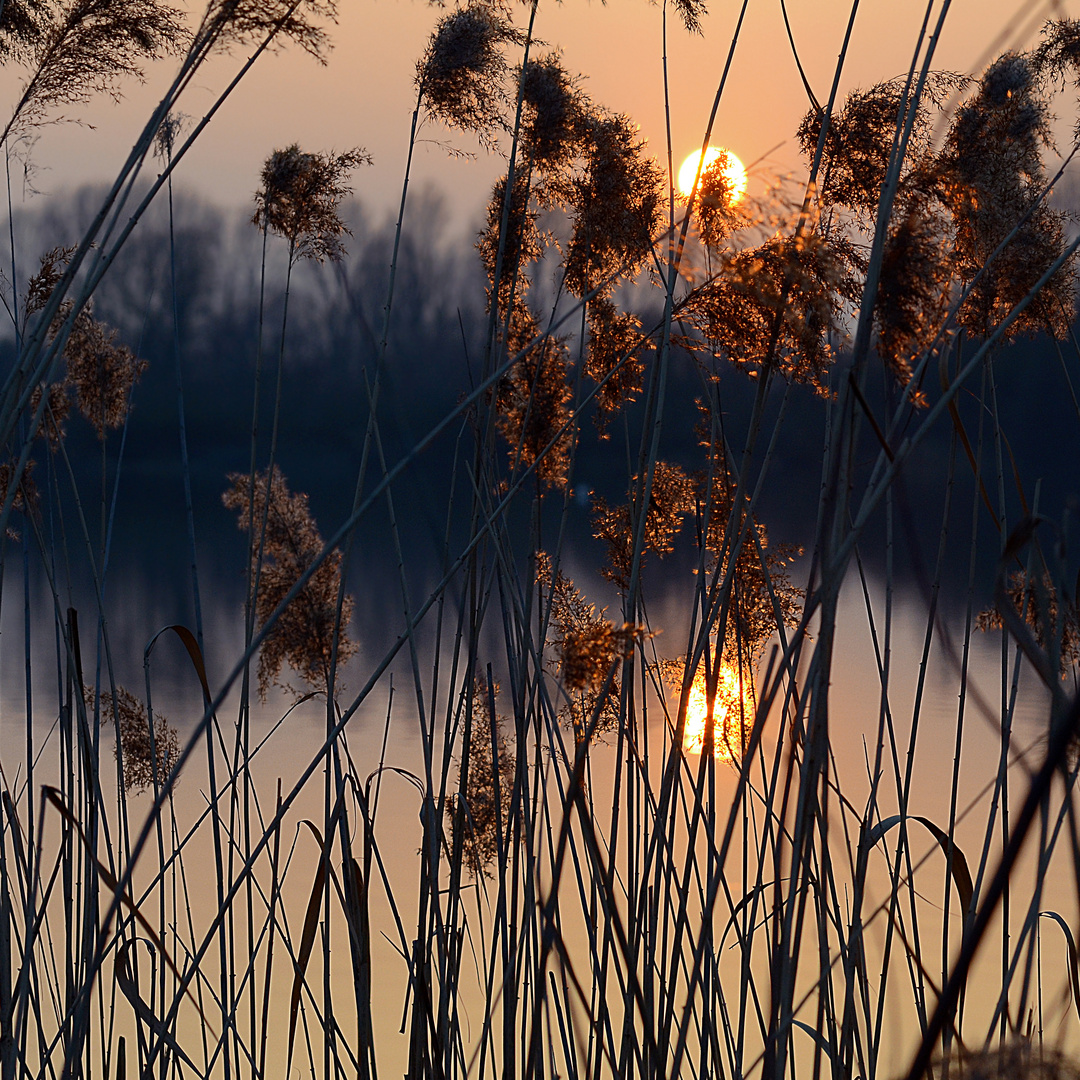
[0,0,1064,220]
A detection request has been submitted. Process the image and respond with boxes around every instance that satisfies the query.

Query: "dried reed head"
[62,307,148,438]
[24,244,76,319]
[22,246,143,440]
[28,381,71,448]
[477,172,542,311]
[978,569,1080,670]
[937,52,1076,338]
[934,1041,1080,1080]
[253,144,369,261]
[222,467,357,699]
[10,0,186,140]
[0,458,37,540]
[198,0,337,60]
[585,296,647,432]
[0,1,50,63]
[672,0,707,35]
[692,149,745,249]
[495,314,574,489]
[686,426,803,665]
[593,461,695,590]
[153,109,187,160]
[87,684,180,794]
[563,109,663,298]
[1034,20,1080,144]
[536,553,641,742]
[520,53,586,172]
[874,210,952,392]
[447,678,516,879]
[416,2,524,146]
[798,84,908,216]
[1035,18,1080,88]
[720,525,802,667]
[797,74,963,219]
[684,231,856,393]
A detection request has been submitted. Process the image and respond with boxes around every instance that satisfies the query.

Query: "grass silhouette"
[4,3,1080,1079]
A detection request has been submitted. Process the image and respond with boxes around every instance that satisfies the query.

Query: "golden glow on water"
[677,147,747,202]
[683,662,753,760]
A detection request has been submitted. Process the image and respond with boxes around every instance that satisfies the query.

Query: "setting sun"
[683,662,754,760]
[677,146,747,203]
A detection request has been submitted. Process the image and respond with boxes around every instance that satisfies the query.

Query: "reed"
[3,1,1080,1079]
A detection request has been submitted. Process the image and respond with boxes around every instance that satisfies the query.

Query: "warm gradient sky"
[0,0,1073,227]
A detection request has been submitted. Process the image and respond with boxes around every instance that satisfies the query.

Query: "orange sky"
[0,0,1072,229]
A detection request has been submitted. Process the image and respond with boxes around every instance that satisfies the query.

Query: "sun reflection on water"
[682,662,754,760]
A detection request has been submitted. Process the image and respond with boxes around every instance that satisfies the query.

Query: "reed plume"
[0,1,51,63]
[537,552,640,742]
[87,684,181,794]
[584,295,648,431]
[562,109,663,299]
[0,458,36,540]
[937,52,1076,338]
[253,144,370,262]
[978,568,1080,669]
[690,149,746,249]
[682,231,857,392]
[448,678,516,879]
[592,461,696,590]
[494,309,574,489]
[4,0,187,144]
[197,0,338,59]
[416,1,525,147]
[223,466,357,698]
[519,52,586,173]
[61,307,148,437]
[23,244,148,438]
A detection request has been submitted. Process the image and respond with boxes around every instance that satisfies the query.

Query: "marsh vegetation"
[3,2,1080,1079]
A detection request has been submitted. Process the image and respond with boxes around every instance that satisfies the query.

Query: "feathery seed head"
[798,73,965,219]
[585,296,647,432]
[10,0,187,140]
[683,232,857,392]
[937,52,1075,339]
[593,462,695,590]
[978,569,1080,670]
[692,149,745,249]
[537,554,642,742]
[564,109,663,298]
[223,467,357,699]
[983,53,1032,104]
[0,1,51,62]
[253,144,369,261]
[24,244,76,320]
[153,110,188,160]
[23,248,145,439]
[88,684,181,794]
[874,211,951,389]
[447,678,516,879]
[520,53,585,170]
[936,1040,1080,1080]
[672,0,707,35]
[0,459,37,540]
[29,382,71,448]
[416,3,524,145]
[477,173,542,310]
[61,308,148,438]
[199,0,337,60]
[495,323,574,489]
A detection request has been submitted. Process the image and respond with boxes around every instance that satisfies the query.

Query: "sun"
[677,146,747,203]
[682,662,754,760]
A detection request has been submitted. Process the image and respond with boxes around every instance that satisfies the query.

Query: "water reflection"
[0,445,1071,1079]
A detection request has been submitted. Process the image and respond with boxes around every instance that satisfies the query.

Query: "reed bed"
[2,1,1080,1079]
